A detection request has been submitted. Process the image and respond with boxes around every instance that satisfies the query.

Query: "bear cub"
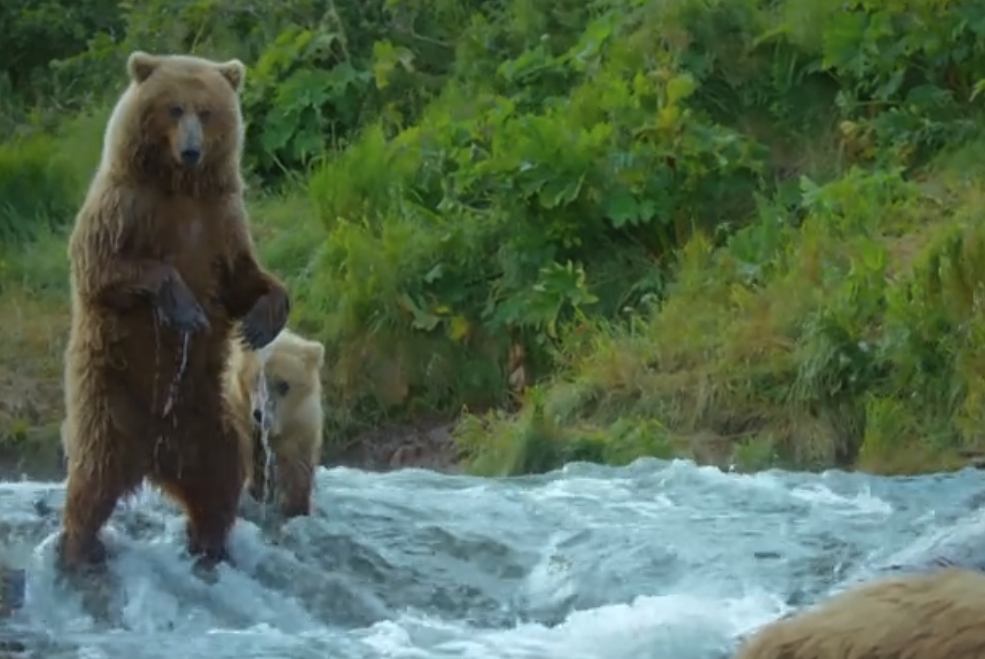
[225,328,325,518]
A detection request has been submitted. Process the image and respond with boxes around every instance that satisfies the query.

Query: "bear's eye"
[168,105,184,119]
[199,109,213,122]
[273,379,290,396]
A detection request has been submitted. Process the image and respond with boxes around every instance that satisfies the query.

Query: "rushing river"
[1,458,984,658]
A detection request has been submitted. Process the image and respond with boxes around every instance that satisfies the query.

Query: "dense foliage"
[3,0,985,475]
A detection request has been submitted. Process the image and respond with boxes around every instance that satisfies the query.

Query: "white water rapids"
[1,458,984,658]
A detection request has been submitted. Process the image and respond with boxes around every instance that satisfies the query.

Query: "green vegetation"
[4,0,985,477]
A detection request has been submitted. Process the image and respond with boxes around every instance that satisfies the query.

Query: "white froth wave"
[523,531,577,612]
[535,476,635,501]
[787,484,892,515]
[360,590,788,659]
[683,461,788,491]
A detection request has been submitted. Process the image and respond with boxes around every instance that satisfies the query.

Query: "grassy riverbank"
[458,142,985,476]
[3,0,985,478]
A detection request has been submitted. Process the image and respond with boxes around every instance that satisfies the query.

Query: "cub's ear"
[127,51,160,83]
[303,341,325,370]
[216,59,246,92]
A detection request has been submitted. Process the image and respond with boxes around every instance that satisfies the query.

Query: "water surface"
[2,458,984,658]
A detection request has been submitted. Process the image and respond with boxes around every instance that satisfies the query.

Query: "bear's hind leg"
[152,422,244,567]
[60,421,146,573]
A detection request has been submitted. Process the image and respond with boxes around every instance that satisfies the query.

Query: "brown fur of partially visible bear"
[733,567,985,659]
[60,51,290,572]
[225,328,325,519]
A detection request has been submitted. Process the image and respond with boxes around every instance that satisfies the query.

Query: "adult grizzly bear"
[59,50,290,572]
[225,328,325,518]
[733,567,985,659]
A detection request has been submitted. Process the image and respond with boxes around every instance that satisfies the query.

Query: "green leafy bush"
[297,3,775,425]
[0,137,81,245]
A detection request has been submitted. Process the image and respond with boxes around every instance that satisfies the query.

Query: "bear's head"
[103,51,246,187]
[252,330,325,436]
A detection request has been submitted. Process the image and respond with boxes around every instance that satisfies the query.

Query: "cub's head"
[250,330,324,436]
[103,51,246,184]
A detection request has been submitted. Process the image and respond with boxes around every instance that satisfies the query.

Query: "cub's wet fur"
[224,327,325,518]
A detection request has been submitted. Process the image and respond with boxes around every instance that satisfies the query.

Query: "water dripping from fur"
[149,310,191,420]
[259,425,275,521]
[254,365,277,521]
[152,308,163,419]
[151,310,191,471]
[162,332,191,419]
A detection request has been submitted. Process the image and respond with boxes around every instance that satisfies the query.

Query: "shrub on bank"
[0,137,79,248]
[298,50,765,429]
[458,151,985,476]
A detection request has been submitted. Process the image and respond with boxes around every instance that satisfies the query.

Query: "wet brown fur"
[734,567,985,659]
[60,51,290,570]
[225,328,325,518]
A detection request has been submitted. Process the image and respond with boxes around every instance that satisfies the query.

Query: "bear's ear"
[127,51,160,83]
[303,342,325,370]
[216,59,246,92]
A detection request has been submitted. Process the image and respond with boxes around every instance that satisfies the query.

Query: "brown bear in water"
[733,567,985,659]
[225,327,325,518]
[59,51,290,572]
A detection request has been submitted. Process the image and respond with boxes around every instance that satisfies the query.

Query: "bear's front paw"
[158,275,210,334]
[240,288,290,350]
[186,527,233,573]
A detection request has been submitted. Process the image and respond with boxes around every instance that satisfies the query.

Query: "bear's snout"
[252,408,263,425]
[173,114,204,167]
[181,147,201,165]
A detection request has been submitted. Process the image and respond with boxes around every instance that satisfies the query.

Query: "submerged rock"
[0,565,23,618]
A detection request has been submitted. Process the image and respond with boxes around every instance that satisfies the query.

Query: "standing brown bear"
[733,567,985,659]
[60,51,290,572]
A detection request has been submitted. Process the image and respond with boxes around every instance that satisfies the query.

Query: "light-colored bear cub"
[225,327,325,518]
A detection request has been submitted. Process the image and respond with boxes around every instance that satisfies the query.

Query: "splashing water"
[1,459,985,658]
